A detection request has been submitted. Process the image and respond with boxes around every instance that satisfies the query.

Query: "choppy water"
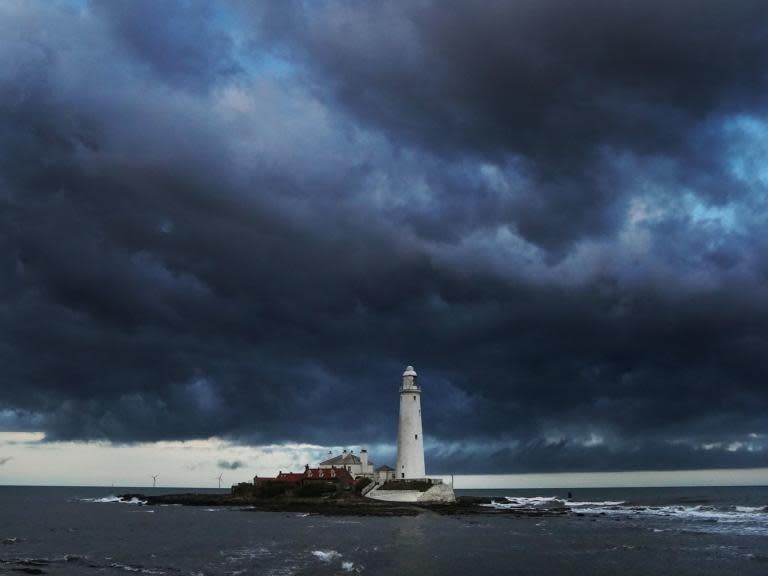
[1,486,767,575]
[468,486,768,537]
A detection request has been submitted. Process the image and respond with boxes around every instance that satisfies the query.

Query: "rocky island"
[117,491,571,517]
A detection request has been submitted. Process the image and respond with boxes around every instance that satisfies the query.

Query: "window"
[402,473,405,478]
[413,395,416,400]
[415,434,418,439]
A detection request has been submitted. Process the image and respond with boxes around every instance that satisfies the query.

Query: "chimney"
[360,448,369,470]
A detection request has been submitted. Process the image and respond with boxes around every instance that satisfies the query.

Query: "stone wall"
[366,482,456,503]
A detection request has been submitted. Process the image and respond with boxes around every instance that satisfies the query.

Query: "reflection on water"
[388,512,430,574]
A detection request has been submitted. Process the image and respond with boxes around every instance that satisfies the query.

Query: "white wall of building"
[366,483,455,503]
[376,468,396,483]
[317,448,374,478]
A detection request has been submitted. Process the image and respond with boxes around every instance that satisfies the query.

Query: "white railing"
[361,481,379,496]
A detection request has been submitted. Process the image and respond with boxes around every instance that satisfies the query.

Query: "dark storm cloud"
[254,0,768,249]
[92,0,241,89]
[276,0,768,153]
[0,0,767,473]
[217,460,246,471]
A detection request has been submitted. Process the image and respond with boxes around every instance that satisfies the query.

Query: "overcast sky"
[1,0,768,485]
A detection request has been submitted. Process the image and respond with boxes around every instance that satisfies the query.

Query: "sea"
[1,485,767,575]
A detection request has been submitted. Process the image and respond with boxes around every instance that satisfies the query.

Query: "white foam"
[83,496,121,503]
[118,497,147,505]
[82,496,147,505]
[482,496,565,509]
[505,496,559,504]
[574,504,763,521]
[342,561,355,572]
[736,506,766,513]
[495,496,624,508]
[568,500,768,534]
[565,501,625,507]
[311,550,341,562]
[483,495,768,535]
[108,563,164,574]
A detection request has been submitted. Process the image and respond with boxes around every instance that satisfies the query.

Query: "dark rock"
[119,492,572,518]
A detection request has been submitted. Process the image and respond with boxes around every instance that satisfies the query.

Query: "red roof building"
[267,466,355,486]
[275,471,306,483]
[303,466,354,485]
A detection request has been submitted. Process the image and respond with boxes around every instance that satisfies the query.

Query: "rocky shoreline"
[118,493,570,517]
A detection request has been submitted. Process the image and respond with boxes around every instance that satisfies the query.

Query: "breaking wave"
[486,496,626,508]
[108,562,165,574]
[81,495,147,505]
[309,549,362,572]
[311,550,342,562]
[483,496,768,535]
[0,554,165,574]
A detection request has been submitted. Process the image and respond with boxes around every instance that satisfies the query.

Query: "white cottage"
[318,448,375,479]
[375,465,396,483]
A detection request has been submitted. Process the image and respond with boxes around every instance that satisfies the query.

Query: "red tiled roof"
[275,472,305,483]
[272,466,355,485]
[304,466,354,484]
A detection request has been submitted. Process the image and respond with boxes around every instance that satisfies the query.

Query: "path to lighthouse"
[395,365,426,479]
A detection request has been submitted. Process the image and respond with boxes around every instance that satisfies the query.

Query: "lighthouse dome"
[403,365,417,377]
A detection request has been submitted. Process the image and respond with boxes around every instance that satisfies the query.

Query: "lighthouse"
[395,365,426,479]
[364,365,455,501]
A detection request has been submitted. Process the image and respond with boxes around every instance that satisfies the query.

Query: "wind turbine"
[151,474,159,488]
[216,473,223,489]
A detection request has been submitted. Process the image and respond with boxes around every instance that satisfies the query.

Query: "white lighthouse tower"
[365,365,455,502]
[395,365,426,479]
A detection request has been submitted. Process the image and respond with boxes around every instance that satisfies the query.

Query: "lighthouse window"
[413,395,416,400]
[414,434,418,440]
